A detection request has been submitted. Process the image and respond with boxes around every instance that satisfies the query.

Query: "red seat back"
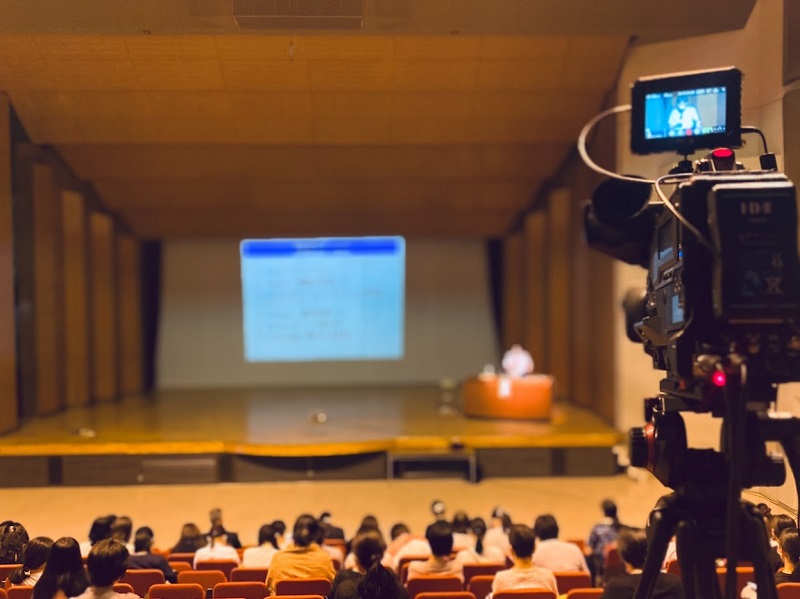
[149,583,206,599]
[553,571,592,593]
[196,560,239,581]
[274,578,332,596]
[406,576,462,599]
[121,569,166,597]
[212,581,269,599]
[230,568,268,582]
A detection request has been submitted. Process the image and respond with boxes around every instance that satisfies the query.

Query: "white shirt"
[533,539,589,572]
[242,544,279,568]
[193,544,240,568]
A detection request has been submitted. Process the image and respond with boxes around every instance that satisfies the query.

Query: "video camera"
[581,67,800,599]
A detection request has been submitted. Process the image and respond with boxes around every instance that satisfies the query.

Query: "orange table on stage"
[461,374,554,420]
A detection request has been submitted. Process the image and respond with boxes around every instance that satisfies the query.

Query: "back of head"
[359,515,380,532]
[508,524,535,559]
[470,518,487,554]
[781,530,800,565]
[602,500,618,519]
[271,520,286,537]
[10,537,54,584]
[390,523,409,541]
[357,560,404,599]
[111,517,133,544]
[89,515,116,545]
[353,531,386,571]
[209,525,227,547]
[292,514,320,548]
[258,524,278,549]
[87,539,129,587]
[0,522,30,564]
[134,528,154,553]
[179,523,206,551]
[34,537,90,599]
[533,514,559,541]
[209,508,223,527]
[452,511,470,534]
[617,530,647,570]
[773,514,797,539]
[426,521,453,557]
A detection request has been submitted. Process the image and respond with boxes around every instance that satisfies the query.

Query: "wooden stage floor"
[0,386,622,486]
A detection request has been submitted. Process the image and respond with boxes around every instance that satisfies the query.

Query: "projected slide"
[240,237,405,362]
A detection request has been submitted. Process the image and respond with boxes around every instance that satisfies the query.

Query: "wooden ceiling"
[0,2,756,239]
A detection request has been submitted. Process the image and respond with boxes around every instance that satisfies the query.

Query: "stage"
[0,386,622,487]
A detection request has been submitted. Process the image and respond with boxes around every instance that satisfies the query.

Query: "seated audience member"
[271,520,288,550]
[331,530,407,599]
[243,524,280,568]
[424,500,448,537]
[33,537,90,599]
[492,524,558,595]
[80,516,116,558]
[387,524,431,572]
[171,523,207,554]
[601,530,683,599]
[484,507,512,555]
[532,514,590,573]
[207,508,242,549]
[588,500,623,582]
[775,529,800,583]
[769,514,798,573]
[266,514,336,595]
[406,521,462,581]
[193,525,240,568]
[343,516,383,564]
[451,512,476,552]
[9,537,54,586]
[73,539,139,599]
[128,527,177,583]
[110,518,134,553]
[0,521,30,564]
[321,512,346,541]
[456,518,505,564]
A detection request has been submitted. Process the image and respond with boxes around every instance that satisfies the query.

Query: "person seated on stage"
[8,536,54,586]
[385,524,431,573]
[484,507,512,556]
[72,539,139,599]
[601,530,683,599]
[406,521,463,582]
[532,514,590,573]
[110,517,134,554]
[207,508,242,549]
[127,527,177,583]
[501,344,534,378]
[456,518,506,564]
[33,537,90,599]
[0,521,30,564]
[266,514,336,595]
[243,524,281,568]
[331,530,407,599]
[171,523,207,554]
[587,500,624,583]
[492,524,558,595]
[192,525,240,568]
[79,516,116,558]
[451,511,475,552]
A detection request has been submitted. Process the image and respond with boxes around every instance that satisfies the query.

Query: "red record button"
[712,148,734,159]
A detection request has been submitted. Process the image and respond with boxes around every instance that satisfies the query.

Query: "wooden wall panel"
[31,163,64,415]
[62,190,90,408]
[89,212,117,401]
[523,211,548,373]
[0,95,17,432]
[546,188,573,398]
[116,234,143,395]
[501,233,524,350]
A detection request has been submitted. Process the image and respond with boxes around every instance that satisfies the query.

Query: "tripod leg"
[676,518,721,599]
[739,502,776,599]
[635,496,681,599]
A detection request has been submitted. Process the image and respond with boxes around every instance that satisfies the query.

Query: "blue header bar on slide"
[241,237,403,257]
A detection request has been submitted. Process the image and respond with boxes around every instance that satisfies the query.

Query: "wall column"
[522,211,548,373]
[0,95,17,432]
[117,234,143,395]
[90,212,118,401]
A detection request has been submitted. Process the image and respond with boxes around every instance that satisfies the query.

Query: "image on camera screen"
[643,87,727,141]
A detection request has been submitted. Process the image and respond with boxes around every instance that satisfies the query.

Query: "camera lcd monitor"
[240,236,405,362]
[644,86,727,141]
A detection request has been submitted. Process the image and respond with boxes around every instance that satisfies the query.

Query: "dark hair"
[359,515,380,532]
[357,560,404,599]
[87,539,129,587]
[780,530,800,565]
[174,523,206,552]
[452,511,470,534]
[258,525,279,549]
[509,524,535,559]
[88,515,116,545]
[773,514,797,539]
[470,518,487,555]
[293,514,320,548]
[617,530,647,569]
[602,500,621,531]
[209,525,227,548]
[33,537,90,599]
[271,520,287,537]
[134,528,154,553]
[10,537,54,584]
[353,531,386,571]
[390,523,409,541]
[0,522,30,564]
[426,521,453,557]
[111,517,133,544]
[533,514,559,541]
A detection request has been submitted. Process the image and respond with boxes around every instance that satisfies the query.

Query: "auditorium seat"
[212,581,269,599]
[717,566,754,597]
[406,576,462,599]
[399,556,431,582]
[167,553,196,565]
[274,578,332,596]
[566,588,603,599]
[602,544,625,583]
[493,590,557,599]
[6,587,32,599]
[196,560,239,580]
[665,560,680,577]
[230,567,269,582]
[113,583,135,595]
[553,571,592,593]
[462,563,505,587]
[178,570,227,591]
[149,583,206,599]
[0,567,18,588]
[778,583,800,599]
[169,562,192,573]
[467,574,495,599]
[417,593,477,599]
[121,569,166,597]
[0,587,7,599]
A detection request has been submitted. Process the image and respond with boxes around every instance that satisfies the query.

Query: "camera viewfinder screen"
[644,87,727,142]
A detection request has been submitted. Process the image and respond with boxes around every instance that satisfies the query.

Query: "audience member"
[407,521,462,581]
[243,524,280,568]
[73,539,139,599]
[193,525,240,568]
[266,514,336,595]
[424,500,448,537]
[80,516,115,557]
[492,524,558,595]
[271,520,288,550]
[207,508,242,549]
[387,524,431,572]
[321,512,346,540]
[9,537,54,586]
[456,518,505,564]
[775,529,800,584]
[601,530,683,599]
[0,521,30,564]
[128,527,177,583]
[769,514,798,571]
[32,537,90,599]
[484,507,512,555]
[110,517,133,552]
[171,523,207,554]
[587,500,623,582]
[331,530,404,599]
[451,512,475,551]
[532,514,589,572]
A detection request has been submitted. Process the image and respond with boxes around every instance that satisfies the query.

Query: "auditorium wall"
[157,238,500,387]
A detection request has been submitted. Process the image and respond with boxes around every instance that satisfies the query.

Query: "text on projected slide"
[240,237,405,362]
